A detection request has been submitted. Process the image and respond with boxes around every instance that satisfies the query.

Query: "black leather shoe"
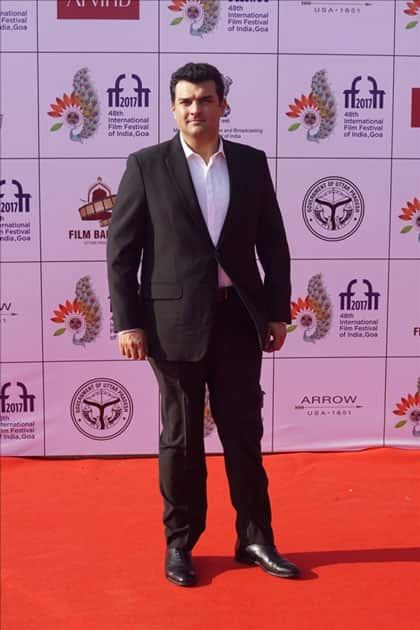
[165,548,197,587]
[235,544,300,579]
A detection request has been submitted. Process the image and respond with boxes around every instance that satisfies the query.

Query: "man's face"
[172,80,226,145]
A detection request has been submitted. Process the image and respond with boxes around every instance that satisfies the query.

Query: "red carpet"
[1,449,419,630]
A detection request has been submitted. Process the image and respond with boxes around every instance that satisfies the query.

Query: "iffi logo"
[0,179,31,213]
[339,279,380,311]
[0,382,35,414]
[107,74,151,108]
[343,76,385,110]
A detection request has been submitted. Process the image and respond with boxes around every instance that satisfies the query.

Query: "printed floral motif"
[168,0,219,37]
[399,197,420,242]
[288,274,332,343]
[286,70,336,143]
[51,276,101,346]
[404,0,420,28]
[394,378,420,437]
[48,68,99,143]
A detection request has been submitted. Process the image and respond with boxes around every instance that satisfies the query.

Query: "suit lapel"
[164,134,213,244]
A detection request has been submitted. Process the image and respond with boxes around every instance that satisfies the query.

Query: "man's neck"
[181,134,220,164]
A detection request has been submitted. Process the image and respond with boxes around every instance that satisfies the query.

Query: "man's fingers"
[118,330,148,360]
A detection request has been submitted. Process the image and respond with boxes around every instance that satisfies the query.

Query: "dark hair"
[170,62,225,104]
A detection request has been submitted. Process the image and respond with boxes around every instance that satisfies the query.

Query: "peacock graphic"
[286,69,336,143]
[51,276,101,347]
[289,274,332,344]
[48,68,100,143]
[168,0,220,37]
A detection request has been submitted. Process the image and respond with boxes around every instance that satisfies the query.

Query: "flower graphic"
[288,274,332,343]
[48,68,99,143]
[286,70,336,143]
[404,0,420,28]
[168,0,219,37]
[399,197,420,242]
[394,378,420,437]
[51,276,101,347]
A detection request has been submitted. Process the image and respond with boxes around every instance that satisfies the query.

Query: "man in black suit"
[107,62,299,586]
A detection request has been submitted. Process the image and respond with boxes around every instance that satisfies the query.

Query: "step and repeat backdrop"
[1,0,419,457]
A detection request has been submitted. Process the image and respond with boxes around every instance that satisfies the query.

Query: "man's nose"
[189,100,200,114]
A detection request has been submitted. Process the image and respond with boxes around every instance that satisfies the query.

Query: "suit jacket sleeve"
[107,153,147,332]
[255,153,291,324]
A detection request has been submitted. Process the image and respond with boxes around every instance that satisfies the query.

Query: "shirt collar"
[179,133,225,161]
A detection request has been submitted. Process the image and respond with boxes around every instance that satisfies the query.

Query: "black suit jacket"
[107,134,291,361]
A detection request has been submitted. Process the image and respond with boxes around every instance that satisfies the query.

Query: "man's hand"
[118,329,148,360]
[264,321,287,353]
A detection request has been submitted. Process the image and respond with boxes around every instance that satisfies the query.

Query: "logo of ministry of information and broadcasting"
[51,276,101,347]
[168,0,220,37]
[286,69,336,143]
[302,176,364,241]
[48,68,99,143]
[70,378,133,440]
[394,378,420,438]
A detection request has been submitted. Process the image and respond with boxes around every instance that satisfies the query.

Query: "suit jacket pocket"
[143,283,182,300]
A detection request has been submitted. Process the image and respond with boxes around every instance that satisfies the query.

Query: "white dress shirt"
[179,133,232,288]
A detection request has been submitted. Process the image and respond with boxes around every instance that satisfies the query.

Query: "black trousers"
[149,289,274,550]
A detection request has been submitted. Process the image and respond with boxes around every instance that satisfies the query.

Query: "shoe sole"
[235,555,299,579]
[165,573,197,587]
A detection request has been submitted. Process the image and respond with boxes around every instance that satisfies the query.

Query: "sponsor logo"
[70,378,133,440]
[338,279,380,340]
[411,88,420,128]
[294,392,363,417]
[394,377,420,437]
[68,177,115,244]
[302,176,364,241]
[286,69,336,143]
[51,276,101,347]
[404,0,420,29]
[0,381,37,441]
[288,273,332,344]
[300,1,372,16]
[168,0,220,37]
[57,0,140,20]
[48,68,100,143]
[0,179,32,244]
[399,196,420,243]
